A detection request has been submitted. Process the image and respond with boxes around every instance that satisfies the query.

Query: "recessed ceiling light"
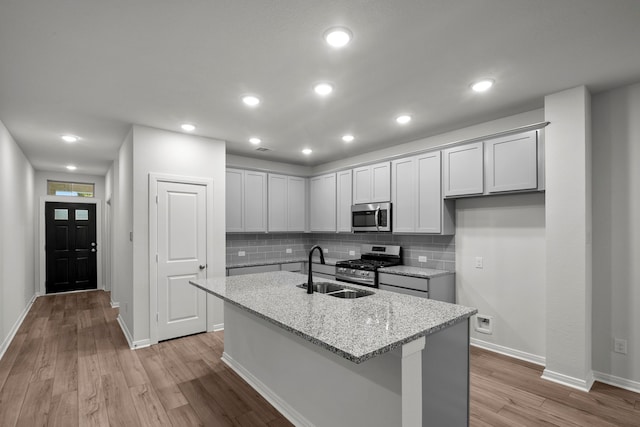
[471,79,494,92]
[313,83,333,96]
[242,95,261,106]
[181,123,196,132]
[396,115,412,124]
[249,137,261,145]
[61,135,79,143]
[302,148,313,155]
[66,165,77,171]
[342,134,355,143]
[324,27,352,48]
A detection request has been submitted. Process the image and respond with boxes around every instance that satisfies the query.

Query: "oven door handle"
[375,207,380,231]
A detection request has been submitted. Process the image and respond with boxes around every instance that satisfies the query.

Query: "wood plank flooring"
[0,290,638,426]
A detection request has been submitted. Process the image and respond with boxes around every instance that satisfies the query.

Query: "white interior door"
[157,181,207,341]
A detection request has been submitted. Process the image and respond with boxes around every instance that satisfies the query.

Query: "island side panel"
[222,302,402,427]
[422,319,470,426]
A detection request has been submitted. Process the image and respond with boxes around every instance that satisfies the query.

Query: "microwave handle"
[375,207,380,231]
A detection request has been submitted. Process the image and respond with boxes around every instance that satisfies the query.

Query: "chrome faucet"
[307,245,326,294]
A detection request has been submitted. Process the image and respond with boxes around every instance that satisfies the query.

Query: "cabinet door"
[443,142,484,197]
[416,152,442,233]
[226,169,244,232]
[371,162,391,202]
[310,174,336,232]
[268,174,287,232]
[336,170,352,232]
[244,171,267,232]
[352,166,371,204]
[391,158,416,233]
[287,176,306,231]
[486,130,538,193]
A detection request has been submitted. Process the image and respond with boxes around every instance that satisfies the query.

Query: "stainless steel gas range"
[335,244,401,288]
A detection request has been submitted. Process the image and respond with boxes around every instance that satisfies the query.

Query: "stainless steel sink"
[296,282,374,298]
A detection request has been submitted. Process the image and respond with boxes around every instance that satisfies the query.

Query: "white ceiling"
[1,0,640,175]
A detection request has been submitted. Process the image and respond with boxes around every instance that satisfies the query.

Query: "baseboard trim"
[110,301,120,308]
[542,368,594,392]
[0,293,37,361]
[211,323,224,332]
[221,352,313,427]
[116,314,151,350]
[593,371,640,394]
[471,338,546,366]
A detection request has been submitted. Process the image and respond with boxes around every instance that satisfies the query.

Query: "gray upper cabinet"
[336,170,352,232]
[310,173,336,232]
[268,174,306,232]
[485,130,538,193]
[443,142,484,197]
[392,151,455,234]
[352,162,391,204]
[226,168,267,232]
[226,169,244,232]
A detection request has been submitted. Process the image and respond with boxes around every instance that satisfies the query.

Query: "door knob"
[91,242,97,247]
[199,265,206,270]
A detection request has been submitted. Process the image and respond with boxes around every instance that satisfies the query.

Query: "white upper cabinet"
[243,170,268,232]
[310,173,336,232]
[443,142,484,197]
[226,169,244,232]
[352,161,391,204]
[485,130,538,193]
[392,151,455,235]
[336,170,353,232]
[226,169,267,232]
[287,176,306,231]
[268,174,306,232]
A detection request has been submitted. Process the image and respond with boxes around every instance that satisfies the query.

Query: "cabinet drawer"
[228,264,280,276]
[378,273,429,292]
[280,262,304,272]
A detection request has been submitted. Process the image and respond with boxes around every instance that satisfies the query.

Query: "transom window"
[47,180,95,198]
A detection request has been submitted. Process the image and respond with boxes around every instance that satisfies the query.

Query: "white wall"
[543,86,593,390]
[456,193,546,362]
[131,125,226,343]
[113,130,134,331]
[592,82,640,386]
[0,119,35,357]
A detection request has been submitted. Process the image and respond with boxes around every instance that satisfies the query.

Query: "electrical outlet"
[286,248,292,254]
[238,251,246,257]
[349,250,355,256]
[614,338,628,354]
[475,256,484,269]
[475,314,493,334]
[323,248,328,254]
[418,256,427,263]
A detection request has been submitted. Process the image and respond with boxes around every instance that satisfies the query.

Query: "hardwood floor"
[0,290,638,426]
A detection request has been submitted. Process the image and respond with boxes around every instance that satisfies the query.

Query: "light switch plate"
[238,251,246,257]
[475,257,483,269]
[349,250,355,256]
[286,248,292,254]
[418,256,427,262]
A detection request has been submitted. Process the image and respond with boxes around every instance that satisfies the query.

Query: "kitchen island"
[190,271,476,427]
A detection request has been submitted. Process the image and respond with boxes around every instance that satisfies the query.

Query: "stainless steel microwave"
[351,202,391,232]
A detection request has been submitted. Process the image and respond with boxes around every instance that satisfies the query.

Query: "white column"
[401,336,426,427]
[543,86,593,390]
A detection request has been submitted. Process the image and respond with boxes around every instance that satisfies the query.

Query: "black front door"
[45,202,97,293]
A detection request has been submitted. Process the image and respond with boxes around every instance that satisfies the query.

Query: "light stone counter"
[190,270,475,364]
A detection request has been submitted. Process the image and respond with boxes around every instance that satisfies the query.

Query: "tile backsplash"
[226,233,455,271]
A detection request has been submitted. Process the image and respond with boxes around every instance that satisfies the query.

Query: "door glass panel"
[75,209,89,220]
[54,209,69,220]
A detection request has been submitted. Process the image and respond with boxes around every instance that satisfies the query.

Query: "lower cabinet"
[306,262,336,280]
[378,272,455,303]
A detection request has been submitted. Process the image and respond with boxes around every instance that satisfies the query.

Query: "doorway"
[45,202,97,293]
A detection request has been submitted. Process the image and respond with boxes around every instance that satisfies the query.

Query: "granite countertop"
[378,265,454,279]
[227,257,342,269]
[190,271,476,364]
